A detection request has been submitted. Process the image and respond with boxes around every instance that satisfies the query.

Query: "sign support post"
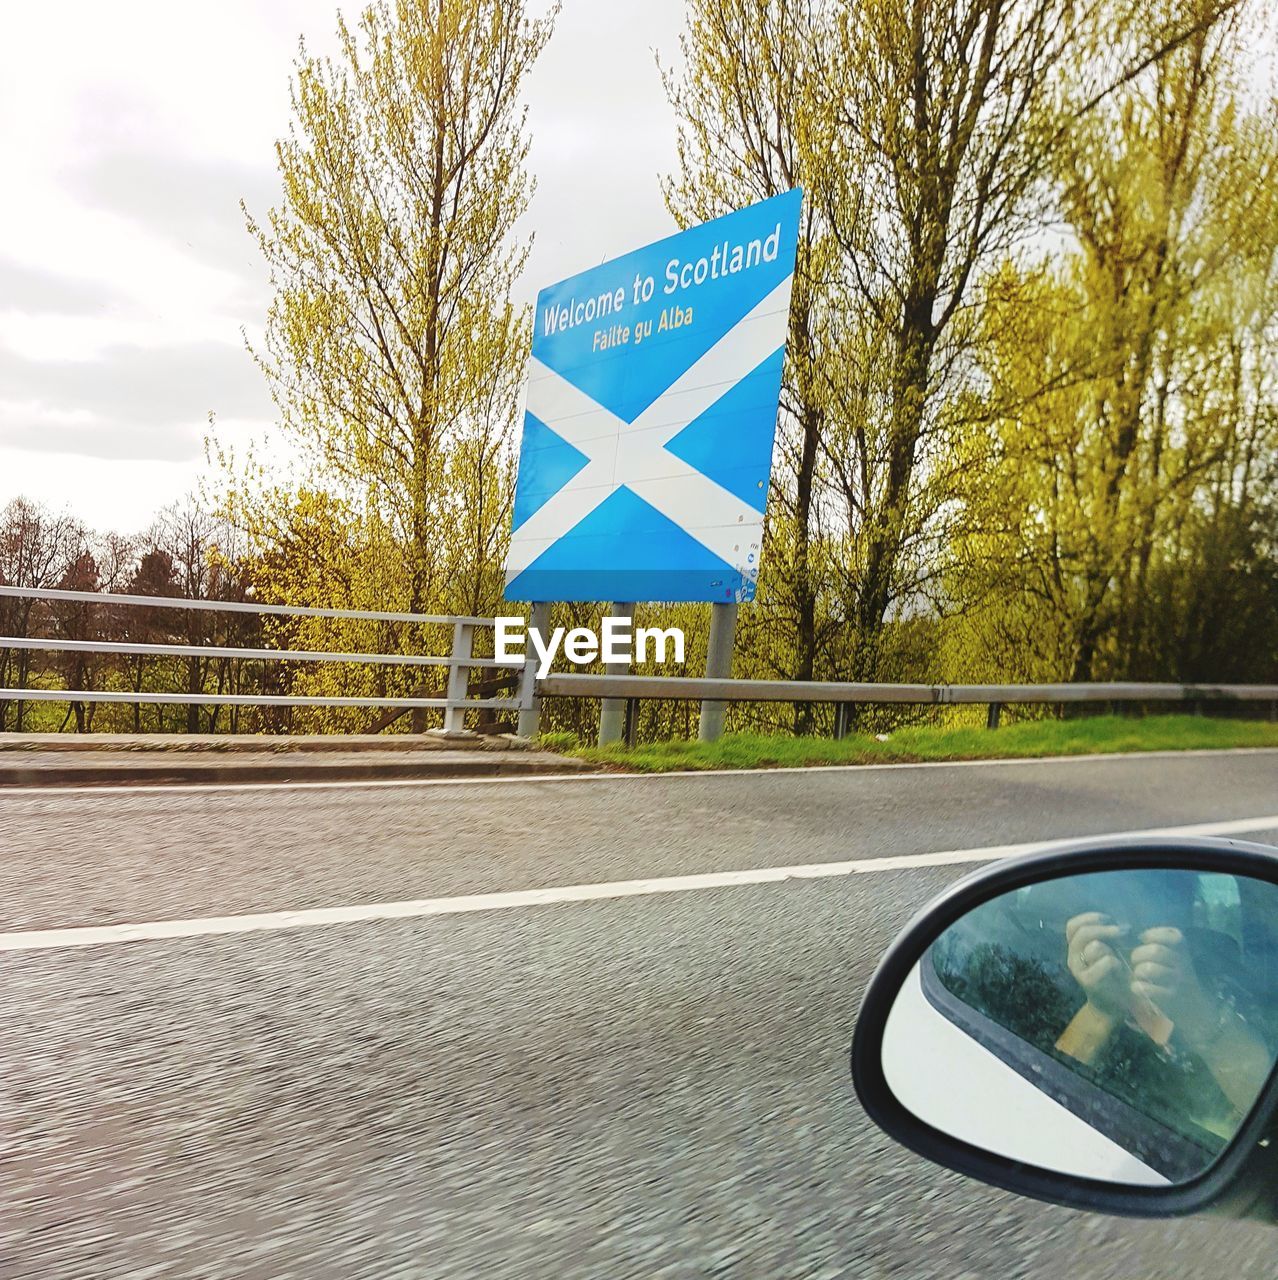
[517,600,552,739]
[698,601,738,742]
[598,601,635,746]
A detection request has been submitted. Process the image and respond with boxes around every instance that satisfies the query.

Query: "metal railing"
[0,585,494,626]
[0,585,531,734]
[537,673,1278,743]
[4,584,1276,741]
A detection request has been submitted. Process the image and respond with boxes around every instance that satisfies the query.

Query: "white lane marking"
[1,746,1275,800]
[2,814,1276,954]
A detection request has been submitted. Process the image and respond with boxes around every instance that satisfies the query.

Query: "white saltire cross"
[506,277,794,581]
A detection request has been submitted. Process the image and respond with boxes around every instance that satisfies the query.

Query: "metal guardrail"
[537,674,1278,704]
[4,585,1276,740]
[0,585,530,733]
[0,636,514,670]
[4,688,494,711]
[538,673,1278,740]
[0,584,492,626]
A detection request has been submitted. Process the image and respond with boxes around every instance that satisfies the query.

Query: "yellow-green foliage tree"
[949,2,1278,685]
[661,0,1258,717]
[802,0,1212,681]
[243,0,554,619]
[661,0,854,732]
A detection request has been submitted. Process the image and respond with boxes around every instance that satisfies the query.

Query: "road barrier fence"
[3,586,1276,743]
[0,585,532,734]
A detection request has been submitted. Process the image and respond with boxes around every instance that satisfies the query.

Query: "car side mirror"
[851,836,1278,1222]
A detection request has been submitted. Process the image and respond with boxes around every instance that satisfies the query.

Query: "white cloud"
[0,339,270,459]
[0,259,122,315]
[0,447,210,536]
[66,147,279,310]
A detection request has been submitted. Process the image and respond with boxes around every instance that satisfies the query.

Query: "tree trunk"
[792,398,821,733]
[855,303,938,678]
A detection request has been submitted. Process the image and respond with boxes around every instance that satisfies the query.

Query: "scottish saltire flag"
[504,189,802,603]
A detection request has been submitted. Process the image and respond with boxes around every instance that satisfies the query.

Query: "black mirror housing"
[852,836,1278,1223]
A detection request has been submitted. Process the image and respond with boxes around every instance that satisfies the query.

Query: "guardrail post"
[833,704,850,740]
[698,601,738,742]
[986,701,1002,730]
[624,697,639,748]
[517,601,552,739]
[443,621,475,734]
[598,602,635,746]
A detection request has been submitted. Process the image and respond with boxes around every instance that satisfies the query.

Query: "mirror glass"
[881,866,1278,1186]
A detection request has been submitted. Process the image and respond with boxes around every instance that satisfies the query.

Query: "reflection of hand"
[1130,927,1215,1045]
[1065,912,1131,1020]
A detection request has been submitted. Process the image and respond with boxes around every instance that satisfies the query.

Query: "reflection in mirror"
[881,867,1278,1187]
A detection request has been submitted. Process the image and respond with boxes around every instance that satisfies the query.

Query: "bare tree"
[0,498,85,730]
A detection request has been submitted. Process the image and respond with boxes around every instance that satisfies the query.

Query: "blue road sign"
[504,188,802,603]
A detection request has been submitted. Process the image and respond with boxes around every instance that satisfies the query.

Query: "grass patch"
[568,714,1278,773]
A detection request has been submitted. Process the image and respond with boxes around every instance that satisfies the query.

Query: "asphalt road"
[3,750,1277,1279]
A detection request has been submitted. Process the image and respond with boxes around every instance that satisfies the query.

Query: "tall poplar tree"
[804,0,1246,678]
[662,0,841,728]
[246,0,556,613]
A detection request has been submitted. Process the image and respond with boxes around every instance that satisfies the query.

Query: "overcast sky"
[0,0,687,533]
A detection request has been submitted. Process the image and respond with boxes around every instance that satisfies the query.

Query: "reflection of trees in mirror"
[1099,1033,1234,1146]
[929,896,1257,1162]
[932,939,1075,1048]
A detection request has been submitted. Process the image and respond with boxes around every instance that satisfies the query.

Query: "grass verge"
[564,714,1278,773]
